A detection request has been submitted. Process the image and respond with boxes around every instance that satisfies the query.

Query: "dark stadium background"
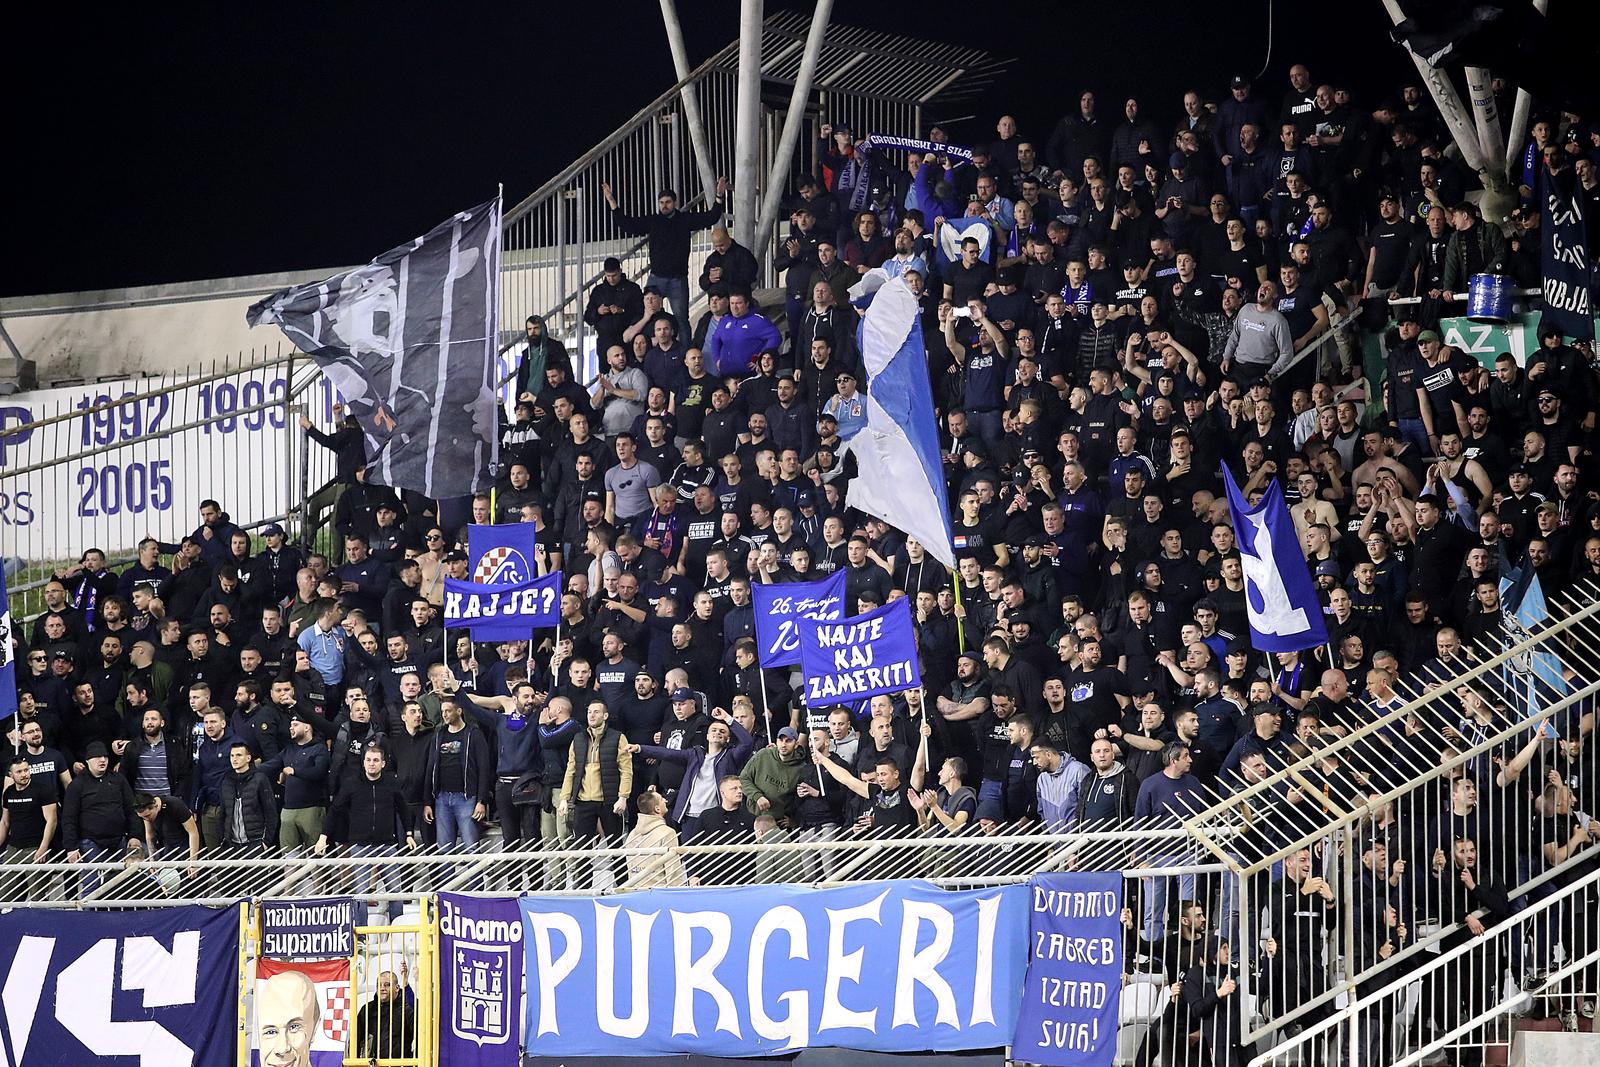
[4,1,1412,297]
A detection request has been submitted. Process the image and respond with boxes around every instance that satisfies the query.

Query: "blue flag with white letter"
[0,567,16,721]
[444,573,562,642]
[0,903,237,1067]
[751,571,847,668]
[1220,466,1327,653]
[1012,873,1124,1067]
[844,275,956,569]
[798,596,922,704]
[518,881,1028,1057]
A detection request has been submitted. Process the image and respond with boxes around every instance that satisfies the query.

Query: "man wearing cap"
[1413,330,1474,453]
[583,258,645,358]
[821,370,866,442]
[275,712,331,856]
[739,726,807,822]
[62,741,142,893]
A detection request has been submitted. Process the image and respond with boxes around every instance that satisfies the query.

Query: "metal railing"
[1249,864,1600,1067]
[0,347,347,604]
[0,818,1232,909]
[1170,580,1600,1045]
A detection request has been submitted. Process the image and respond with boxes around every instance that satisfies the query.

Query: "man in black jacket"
[220,742,278,854]
[583,258,645,359]
[422,700,490,850]
[116,706,193,803]
[315,745,416,915]
[602,177,729,334]
[63,742,142,895]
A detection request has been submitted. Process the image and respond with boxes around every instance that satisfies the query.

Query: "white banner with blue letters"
[518,881,1027,1057]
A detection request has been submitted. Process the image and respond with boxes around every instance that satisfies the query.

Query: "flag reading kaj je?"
[247,199,502,498]
[1221,465,1328,653]
[798,596,922,704]
[844,275,956,569]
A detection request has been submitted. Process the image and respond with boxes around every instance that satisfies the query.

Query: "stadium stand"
[2,11,1598,1067]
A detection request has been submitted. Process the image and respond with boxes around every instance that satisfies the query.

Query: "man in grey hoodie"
[1030,740,1091,831]
[1220,279,1295,386]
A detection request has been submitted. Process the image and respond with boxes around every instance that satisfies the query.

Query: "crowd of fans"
[3,58,1599,1060]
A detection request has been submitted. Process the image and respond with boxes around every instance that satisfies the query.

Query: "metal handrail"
[502,50,740,224]
[1248,862,1600,1067]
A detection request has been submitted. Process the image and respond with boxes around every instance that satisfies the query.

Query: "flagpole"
[951,567,966,653]
[758,669,774,745]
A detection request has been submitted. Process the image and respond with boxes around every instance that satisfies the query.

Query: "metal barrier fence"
[1250,864,1600,1067]
[1,348,345,609]
[1171,580,1600,1050]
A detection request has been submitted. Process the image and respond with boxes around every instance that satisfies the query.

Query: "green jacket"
[739,745,805,821]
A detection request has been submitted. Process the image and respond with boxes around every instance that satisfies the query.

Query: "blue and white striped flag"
[247,199,502,497]
[1221,466,1328,652]
[844,275,954,569]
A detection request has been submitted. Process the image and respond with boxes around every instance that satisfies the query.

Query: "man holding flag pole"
[1220,465,1329,656]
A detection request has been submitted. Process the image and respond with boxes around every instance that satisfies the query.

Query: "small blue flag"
[1499,567,1567,723]
[751,570,847,668]
[798,596,922,704]
[1221,466,1328,653]
[466,523,544,584]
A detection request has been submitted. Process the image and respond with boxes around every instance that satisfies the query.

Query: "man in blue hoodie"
[704,290,782,378]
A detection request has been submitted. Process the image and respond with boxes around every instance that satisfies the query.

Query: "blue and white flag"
[1499,567,1567,722]
[936,215,994,267]
[466,522,543,585]
[0,566,16,721]
[247,199,502,497]
[445,573,562,642]
[1541,168,1594,341]
[752,570,847,668]
[0,903,238,1067]
[1012,874,1124,1067]
[798,596,922,704]
[843,275,955,568]
[518,881,1028,1058]
[1221,466,1327,653]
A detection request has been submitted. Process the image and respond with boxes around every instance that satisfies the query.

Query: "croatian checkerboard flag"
[1221,465,1327,653]
[247,199,502,498]
[844,275,955,569]
[254,957,351,1067]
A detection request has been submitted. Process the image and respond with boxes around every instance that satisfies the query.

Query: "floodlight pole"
[754,0,834,257]
[733,0,765,248]
[658,0,719,211]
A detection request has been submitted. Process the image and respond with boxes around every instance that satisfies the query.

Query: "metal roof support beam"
[754,0,834,258]
[732,0,765,248]
[659,0,720,212]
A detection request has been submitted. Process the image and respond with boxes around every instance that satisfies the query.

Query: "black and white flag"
[248,199,502,497]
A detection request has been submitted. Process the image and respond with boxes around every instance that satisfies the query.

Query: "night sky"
[5,2,1414,298]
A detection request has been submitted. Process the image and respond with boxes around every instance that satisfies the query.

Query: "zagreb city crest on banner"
[454,940,513,1046]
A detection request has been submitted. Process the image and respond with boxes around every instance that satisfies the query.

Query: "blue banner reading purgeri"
[751,570,847,668]
[439,893,523,1067]
[0,903,238,1067]
[444,572,561,641]
[1011,873,1124,1067]
[798,596,922,704]
[519,881,1028,1058]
